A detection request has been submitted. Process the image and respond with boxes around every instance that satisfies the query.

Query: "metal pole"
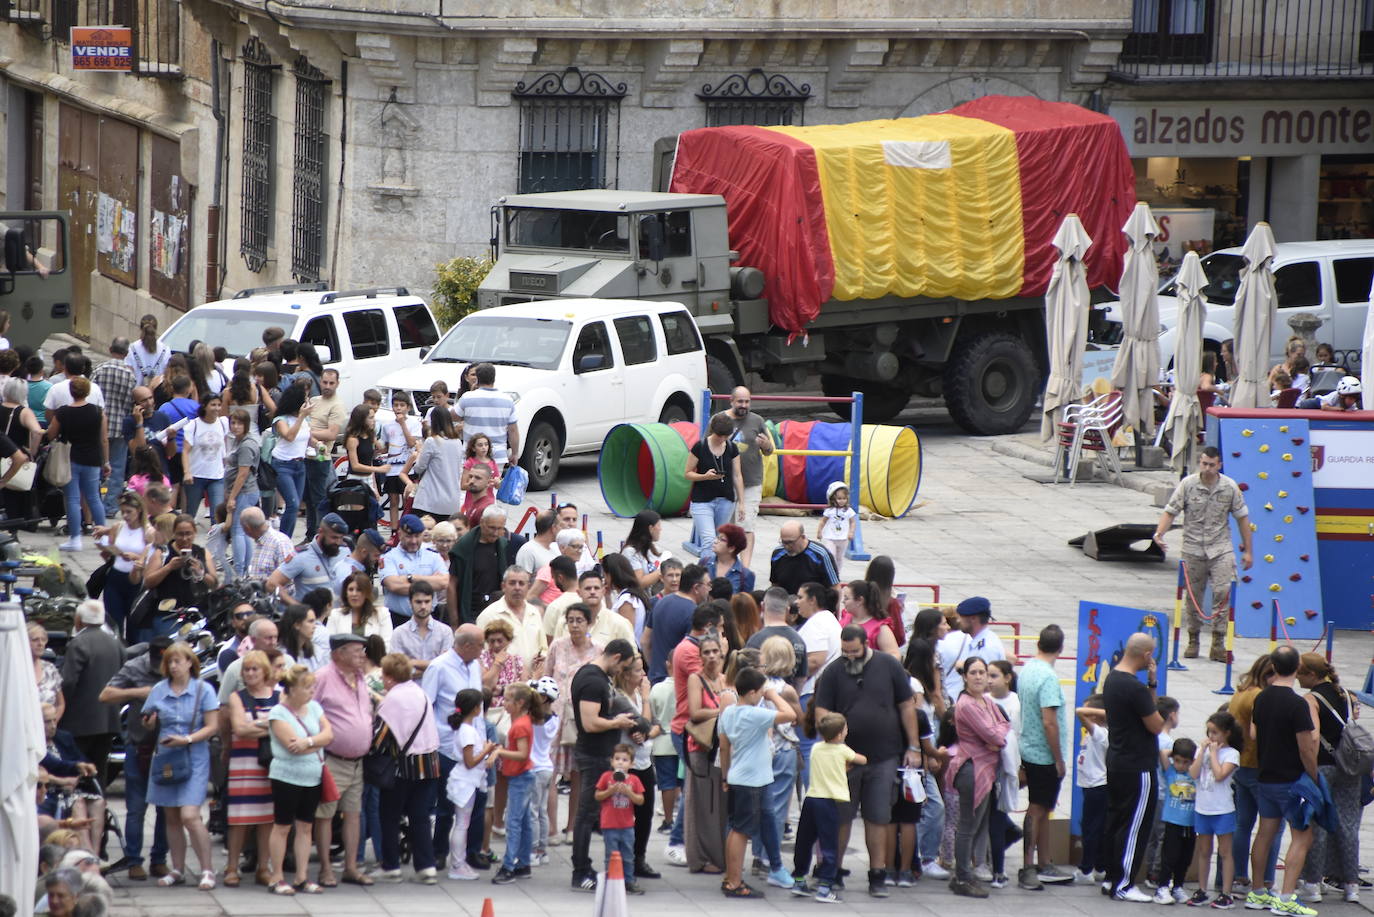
[699,388,712,440]
[1214,581,1236,695]
[1325,622,1334,663]
[847,391,870,561]
[1269,599,1278,653]
[1168,560,1188,671]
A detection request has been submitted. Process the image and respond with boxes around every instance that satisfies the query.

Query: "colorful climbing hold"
[1242,429,1254,437]
[1297,506,1309,514]
[1259,444,1271,453]
[1274,534,1284,543]
[1290,573,1302,582]
[1249,523,1258,532]
[1252,601,1264,609]
[1241,575,1253,583]
[1282,453,1293,462]
[1264,554,1275,563]
[1232,451,1241,458]
[1283,515,1293,523]
[1285,617,1297,626]
[1291,438,1304,446]
[1263,502,1274,511]
[1304,609,1318,620]
[1239,482,1249,491]
[1292,471,1303,477]
[1258,472,1269,480]
[1299,554,1310,562]
[1269,583,1282,592]
[1279,425,1289,433]
[1277,490,1288,498]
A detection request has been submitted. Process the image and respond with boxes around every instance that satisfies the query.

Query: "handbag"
[364,706,428,792]
[44,440,71,486]
[684,680,721,772]
[86,558,114,599]
[319,760,341,803]
[1314,690,1374,777]
[151,743,192,785]
[495,465,528,506]
[1,455,36,491]
[239,690,276,768]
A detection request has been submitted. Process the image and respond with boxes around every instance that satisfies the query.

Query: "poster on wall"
[1070,600,1169,834]
[71,28,133,72]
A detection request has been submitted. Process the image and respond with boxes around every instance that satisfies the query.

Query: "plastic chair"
[1274,388,1301,409]
[1053,391,1125,486]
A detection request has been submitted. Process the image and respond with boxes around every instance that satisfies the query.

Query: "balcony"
[20,0,183,77]
[1114,0,1374,79]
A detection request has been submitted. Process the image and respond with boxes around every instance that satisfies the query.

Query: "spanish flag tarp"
[669,95,1136,335]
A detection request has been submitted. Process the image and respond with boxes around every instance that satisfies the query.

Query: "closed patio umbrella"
[1110,203,1162,444]
[1228,223,1278,410]
[1162,252,1208,475]
[0,601,44,917]
[1362,273,1373,390]
[1040,214,1094,441]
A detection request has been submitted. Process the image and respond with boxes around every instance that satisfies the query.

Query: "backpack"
[1313,690,1374,777]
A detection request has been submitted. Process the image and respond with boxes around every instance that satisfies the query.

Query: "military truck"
[0,212,74,350]
[477,96,1136,434]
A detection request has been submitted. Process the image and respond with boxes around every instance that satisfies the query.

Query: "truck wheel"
[820,376,910,423]
[520,420,561,491]
[706,354,737,397]
[658,402,690,424]
[943,331,1038,435]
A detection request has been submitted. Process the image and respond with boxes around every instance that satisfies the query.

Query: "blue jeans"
[798,694,815,791]
[1233,766,1282,885]
[916,768,945,863]
[230,491,260,576]
[121,743,169,866]
[103,437,128,514]
[272,458,306,537]
[669,731,687,847]
[101,568,139,636]
[503,771,535,870]
[63,462,106,536]
[684,497,735,556]
[753,745,798,867]
[304,454,333,538]
[182,476,224,525]
[603,826,636,883]
[357,783,382,864]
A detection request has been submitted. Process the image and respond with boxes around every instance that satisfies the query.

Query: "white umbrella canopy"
[1162,252,1208,474]
[0,602,44,917]
[1362,273,1373,391]
[1228,223,1278,410]
[1040,214,1094,441]
[1110,203,1163,439]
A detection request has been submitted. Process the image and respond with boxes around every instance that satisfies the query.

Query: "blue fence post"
[847,391,870,562]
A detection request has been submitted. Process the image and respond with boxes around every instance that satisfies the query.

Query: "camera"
[612,770,626,783]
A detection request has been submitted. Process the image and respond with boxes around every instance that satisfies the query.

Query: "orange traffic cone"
[481,900,495,917]
[593,852,630,917]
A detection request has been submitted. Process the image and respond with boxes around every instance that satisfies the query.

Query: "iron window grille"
[48,0,181,75]
[698,69,811,126]
[291,55,329,283]
[514,67,627,194]
[240,37,277,273]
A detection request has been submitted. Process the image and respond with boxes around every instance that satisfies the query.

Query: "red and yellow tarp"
[669,95,1137,334]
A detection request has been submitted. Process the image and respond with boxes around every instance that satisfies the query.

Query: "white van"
[159,284,441,409]
[376,298,708,490]
[1102,240,1374,374]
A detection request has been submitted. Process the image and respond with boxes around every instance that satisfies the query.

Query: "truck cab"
[1,212,74,350]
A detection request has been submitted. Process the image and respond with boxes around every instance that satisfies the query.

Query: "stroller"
[317,476,382,537]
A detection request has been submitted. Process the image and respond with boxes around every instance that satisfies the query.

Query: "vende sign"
[1109,100,1374,157]
[71,27,133,71]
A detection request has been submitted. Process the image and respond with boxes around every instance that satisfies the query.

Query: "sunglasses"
[233,611,255,619]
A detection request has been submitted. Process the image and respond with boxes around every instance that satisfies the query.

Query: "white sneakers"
[1298,882,1323,904]
[921,860,951,880]
[1117,885,1156,903]
[664,845,687,867]
[1156,887,1177,905]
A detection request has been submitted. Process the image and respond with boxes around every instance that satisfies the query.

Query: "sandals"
[270,881,296,896]
[294,881,324,894]
[156,869,184,887]
[340,871,374,886]
[198,870,216,891]
[223,870,241,887]
[723,882,764,898]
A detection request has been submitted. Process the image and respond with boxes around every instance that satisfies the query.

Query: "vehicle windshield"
[161,309,288,356]
[1160,253,1244,306]
[506,208,631,253]
[427,315,572,371]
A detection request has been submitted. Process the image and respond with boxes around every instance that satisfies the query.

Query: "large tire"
[942,331,1039,435]
[520,420,562,491]
[821,376,910,423]
[658,401,691,424]
[706,354,737,396]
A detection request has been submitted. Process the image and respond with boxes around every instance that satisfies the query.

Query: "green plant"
[431,255,494,329]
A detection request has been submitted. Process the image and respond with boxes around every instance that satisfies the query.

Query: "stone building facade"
[2,0,1131,343]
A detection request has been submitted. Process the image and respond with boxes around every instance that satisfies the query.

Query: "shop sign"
[71,28,133,72]
[1153,208,1215,260]
[1310,428,1374,490]
[1109,100,1374,157]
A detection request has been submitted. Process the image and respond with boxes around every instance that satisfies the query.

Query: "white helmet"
[1336,376,1363,396]
[529,676,559,702]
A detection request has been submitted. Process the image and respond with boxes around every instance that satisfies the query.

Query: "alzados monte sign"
[1108,100,1374,157]
[71,28,133,71]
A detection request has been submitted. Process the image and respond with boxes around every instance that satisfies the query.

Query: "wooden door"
[57,103,98,336]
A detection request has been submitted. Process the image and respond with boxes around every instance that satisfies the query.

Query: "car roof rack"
[232,282,330,299]
[318,286,410,304]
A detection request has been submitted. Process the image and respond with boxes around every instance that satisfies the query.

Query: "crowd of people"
[13,324,1371,916]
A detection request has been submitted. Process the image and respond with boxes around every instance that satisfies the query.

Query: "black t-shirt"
[468,539,501,614]
[571,661,617,759]
[813,650,912,760]
[1103,669,1158,772]
[689,439,739,502]
[57,402,104,466]
[746,624,808,684]
[1309,681,1348,768]
[1253,684,1314,783]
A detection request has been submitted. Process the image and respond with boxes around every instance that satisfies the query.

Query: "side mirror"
[419,346,430,360]
[640,215,665,262]
[3,228,25,273]
[577,353,604,373]
[315,344,335,363]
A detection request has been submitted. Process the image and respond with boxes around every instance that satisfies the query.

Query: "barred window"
[291,56,329,283]
[239,37,276,273]
[699,69,810,127]
[514,68,626,194]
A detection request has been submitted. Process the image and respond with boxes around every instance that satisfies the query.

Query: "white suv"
[377,298,708,490]
[159,284,441,408]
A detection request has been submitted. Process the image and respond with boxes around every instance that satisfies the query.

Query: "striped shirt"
[456,387,518,464]
[249,528,296,581]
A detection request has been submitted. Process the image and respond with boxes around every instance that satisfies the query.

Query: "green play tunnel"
[597,421,922,519]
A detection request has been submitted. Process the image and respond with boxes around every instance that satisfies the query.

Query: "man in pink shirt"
[665,602,722,864]
[312,633,375,887]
